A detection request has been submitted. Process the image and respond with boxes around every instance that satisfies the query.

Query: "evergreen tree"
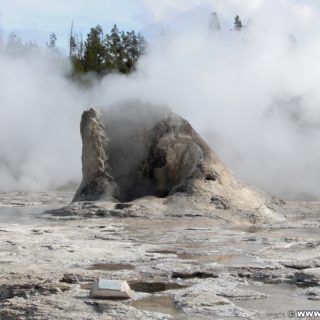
[5,33,39,56]
[209,12,221,31]
[70,24,146,76]
[69,21,76,57]
[46,32,60,56]
[83,25,106,74]
[119,31,144,73]
[69,34,77,58]
[47,33,57,49]
[234,15,243,31]
[6,33,23,55]
[104,25,145,74]
[70,34,85,74]
[105,24,122,71]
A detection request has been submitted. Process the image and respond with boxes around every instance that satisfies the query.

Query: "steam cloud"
[1,0,320,199]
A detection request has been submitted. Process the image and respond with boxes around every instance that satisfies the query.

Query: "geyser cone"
[73,102,270,213]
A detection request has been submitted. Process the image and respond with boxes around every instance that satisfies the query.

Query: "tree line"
[69,24,146,76]
[2,14,244,77]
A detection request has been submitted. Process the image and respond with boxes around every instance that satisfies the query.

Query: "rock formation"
[73,102,270,213]
[73,108,117,202]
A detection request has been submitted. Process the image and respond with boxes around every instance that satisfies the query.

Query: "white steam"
[0,54,85,190]
[1,0,320,199]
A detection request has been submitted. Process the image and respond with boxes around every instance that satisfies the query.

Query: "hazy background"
[1,0,320,199]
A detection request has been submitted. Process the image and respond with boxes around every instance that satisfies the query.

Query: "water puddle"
[279,227,320,240]
[235,282,320,313]
[177,253,254,266]
[234,225,320,240]
[148,250,255,266]
[88,263,135,271]
[131,296,181,317]
[129,281,188,293]
[0,205,60,224]
[80,283,93,290]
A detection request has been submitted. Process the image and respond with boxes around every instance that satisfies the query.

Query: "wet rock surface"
[0,192,319,319]
[0,191,73,224]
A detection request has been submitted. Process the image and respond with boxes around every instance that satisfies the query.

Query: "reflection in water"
[131,296,213,320]
[0,206,58,224]
[177,253,255,266]
[131,296,180,316]
[80,283,93,290]
[236,282,320,313]
[234,225,320,240]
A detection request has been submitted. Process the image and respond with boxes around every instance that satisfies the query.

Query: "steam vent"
[73,102,271,214]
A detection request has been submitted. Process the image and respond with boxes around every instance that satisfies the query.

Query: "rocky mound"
[73,102,273,216]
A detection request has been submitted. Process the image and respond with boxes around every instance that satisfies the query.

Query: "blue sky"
[0,0,146,48]
[1,0,319,49]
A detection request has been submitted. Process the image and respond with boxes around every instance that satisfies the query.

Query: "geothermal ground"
[0,191,319,320]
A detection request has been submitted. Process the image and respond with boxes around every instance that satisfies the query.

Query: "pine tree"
[70,24,146,76]
[120,31,139,73]
[47,33,57,49]
[105,24,122,71]
[5,33,39,56]
[6,33,23,55]
[234,15,243,31]
[209,12,221,31]
[83,25,106,74]
[69,21,76,57]
[70,34,85,74]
